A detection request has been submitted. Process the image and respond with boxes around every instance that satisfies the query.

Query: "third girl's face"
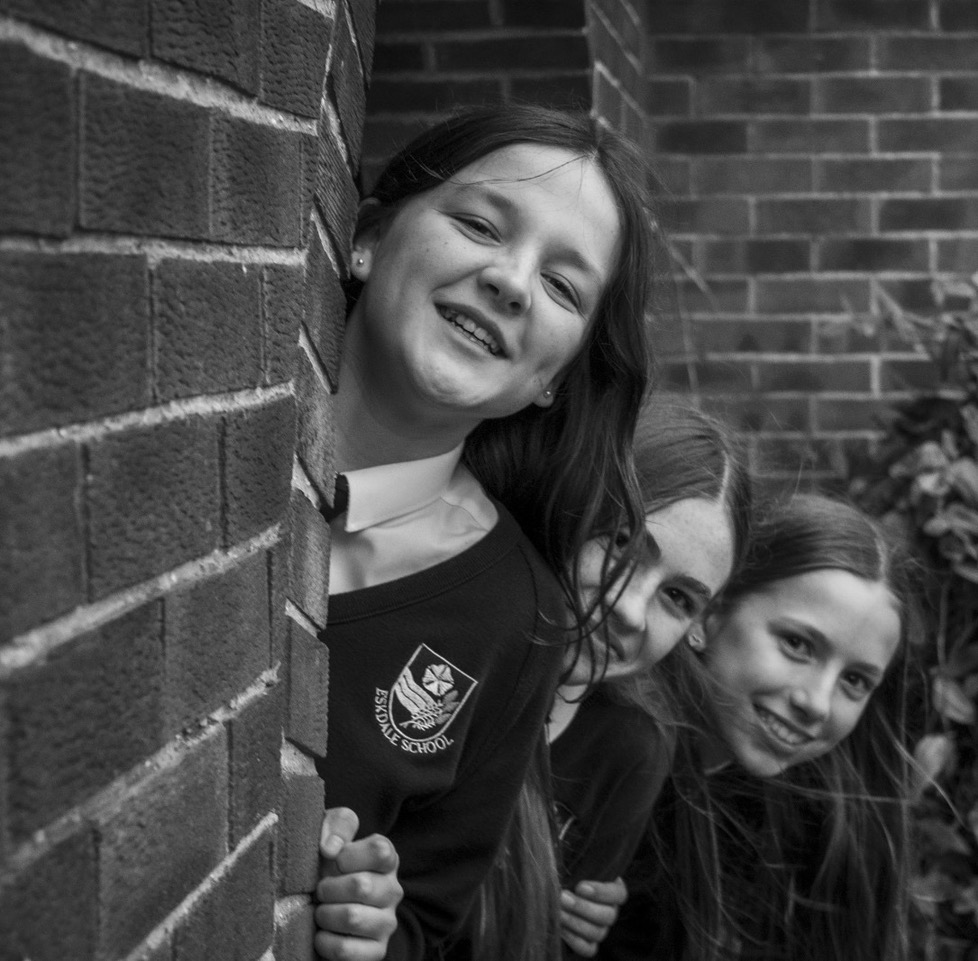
[704,570,902,777]
[352,143,621,424]
[565,497,736,687]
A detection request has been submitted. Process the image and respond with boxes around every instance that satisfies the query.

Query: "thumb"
[320,806,360,859]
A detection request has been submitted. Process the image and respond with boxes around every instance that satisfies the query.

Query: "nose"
[788,672,832,724]
[479,254,532,315]
[609,568,654,640]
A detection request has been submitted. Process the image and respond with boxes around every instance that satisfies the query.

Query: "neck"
[334,323,476,471]
[547,683,588,744]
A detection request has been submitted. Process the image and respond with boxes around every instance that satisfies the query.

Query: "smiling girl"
[601,493,924,961]
[309,104,664,961]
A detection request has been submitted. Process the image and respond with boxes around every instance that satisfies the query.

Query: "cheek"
[643,614,686,665]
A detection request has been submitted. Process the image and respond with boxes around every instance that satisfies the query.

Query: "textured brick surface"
[0,445,84,642]
[278,764,323,895]
[274,898,316,961]
[263,264,305,385]
[287,620,329,756]
[270,530,292,666]
[0,252,150,434]
[4,603,163,839]
[261,0,332,117]
[98,731,227,958]
[80,74,211,239]
[314,128,359,257]
[223,397,296,543]
[0,826,98,961]
[303,228,346,390]
[229,685,283,845]
[288,491,331,630]
[0,0,149,55]
[152,0,261,93]
[293,350,337,491]
[154,259,262,401]
[163,553,270,732]
[330,3,367,160]
[0,42,75,236]
[174,832,274,961]
[87,418,221,597]
[211,117,303,246]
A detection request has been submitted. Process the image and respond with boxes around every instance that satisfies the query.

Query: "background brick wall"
[0,1,376,957]
[648,0,978,486]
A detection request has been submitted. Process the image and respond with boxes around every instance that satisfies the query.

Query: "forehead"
[645,497,735,595]
[752,569,902,671]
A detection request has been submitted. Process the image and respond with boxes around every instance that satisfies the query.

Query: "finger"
[561,889,617,927]
[314,902,398,941]
[560,928,599,958]
[575,877,628,907]
[560,907,608,943]
[317,869,404,910]
[334,834,399,876]
[313,929,387,961]
[321,807,360,859]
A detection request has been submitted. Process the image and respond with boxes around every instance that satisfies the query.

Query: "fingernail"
[321,835,343,858]
[578,883,594,897]
[560,891,574,906]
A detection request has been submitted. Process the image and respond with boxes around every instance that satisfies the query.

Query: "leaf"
[953,559,978,584]
[948,459,978,506]
[932,674,977,725]
[915,733,957,783]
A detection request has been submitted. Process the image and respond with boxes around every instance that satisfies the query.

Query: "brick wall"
[0,1,376,957]
[648,0,978,486]
[361,0,651,187]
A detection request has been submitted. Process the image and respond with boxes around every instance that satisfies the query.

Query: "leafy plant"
[847,276,978,960]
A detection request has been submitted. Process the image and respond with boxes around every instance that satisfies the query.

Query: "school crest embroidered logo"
[374,644,478,754]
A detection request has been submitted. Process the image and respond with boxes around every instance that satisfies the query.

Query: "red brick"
[756,198,871,236]
[813,0,931,30]
[370,40,426,73]
[175,832,274,961]
[697,76,811,115]
[347,0,377,74]
[87,418,221,597]
[878,35,978,71]
[941,0,978,29]
[940,77,978,111]
[274,898,316,961]
[814,317,886,354]
[211,117,303,246]
[0,445,85,642]
[692,156,813,194]
[880,197,978,232]
[330,2,367,159]
[937,237,978,272]
[376,0,490,31]
[756,277,871,315]
[278,764,323,894]
[154,259,262,401]
[816,398,894,431]
[663,196,751,235]
[80,74,211,239]
[650,37,750,73]
[673,277,750,316]
[502,0,585,28]
[753,435,847,475]
[229,686,283,845]
[97,731,228,958]
[647,78,691,116]
[223,397,296,543]
[695,317,813,354]
[0,826,98,961]
[654,119,748,155]
[0,42,76,237]
[300,131,318,245]
[0,252,150,434]
[646,0,808,33]
[756,358,872,393]
[879,117,978,153]
[263,264,302,384]
[700,239,811,275]
[368,77,502,113]
[816,75,931,114]
[260,0,331,118]
[4,602,163,838]
[287,620,329,756]
[663,359,754,393]
[939,157,978,191]
[289,490,331,629]
[755,36,871,73]
[511,74,590,110]
[303,217,347,391]
[164,553,270,732]
[816,157,932,192]
[701,395,812,433]
[434,35,590,72]
[0,0,149,56]
[270,532,291,665]
[881,358,943,391]
[314,128,360,257]
[294,349,338,489]
[152,0,260,93]
[750,118,870,154]
[818,237,929,272]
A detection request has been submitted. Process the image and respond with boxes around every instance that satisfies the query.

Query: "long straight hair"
[654,494,923,961]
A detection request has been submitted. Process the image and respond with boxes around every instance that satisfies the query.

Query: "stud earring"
[687,631,705,652]
[356,257,364,266]
[543,388,553,399]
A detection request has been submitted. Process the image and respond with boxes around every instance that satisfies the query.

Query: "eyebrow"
[776,617,887,677]
[455,182,608,284]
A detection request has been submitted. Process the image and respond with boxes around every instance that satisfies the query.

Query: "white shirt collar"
[342,443,466,532]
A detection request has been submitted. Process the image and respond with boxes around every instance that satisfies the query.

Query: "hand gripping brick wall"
[0,2,377,958]
[645,0,978,487]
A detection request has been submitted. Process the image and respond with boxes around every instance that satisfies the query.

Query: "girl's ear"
[351,198,383,280]
[532,380,558,408]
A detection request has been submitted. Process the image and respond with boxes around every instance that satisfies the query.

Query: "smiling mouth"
[438,307,502,356]
[753,705,813,749]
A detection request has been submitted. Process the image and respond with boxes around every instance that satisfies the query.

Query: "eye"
[543,272,581,310]
[663,586,695,618]
[841,671,874,699]
[778,633,812,659]
[454,215,497,239]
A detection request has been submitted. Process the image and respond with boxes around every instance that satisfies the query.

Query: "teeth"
[440,308,501,355]
[755,706,809,747]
